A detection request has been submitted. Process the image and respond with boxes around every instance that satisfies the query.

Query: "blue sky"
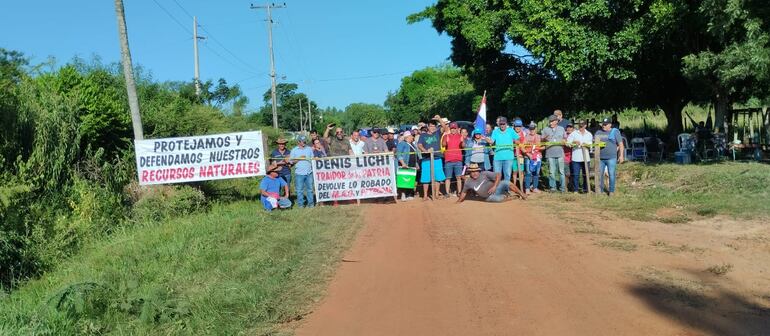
[0,1,451,110]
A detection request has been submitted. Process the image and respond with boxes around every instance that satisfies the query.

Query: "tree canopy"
[385,65,478,124]
[410,0,770,135]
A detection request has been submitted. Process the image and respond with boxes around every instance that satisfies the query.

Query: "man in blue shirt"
[594,118,625,196]
[485,116,520,182]
[260,165,292,211]
[290,135,316,208]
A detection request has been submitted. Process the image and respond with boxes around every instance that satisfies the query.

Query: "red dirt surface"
[294,199,770,336]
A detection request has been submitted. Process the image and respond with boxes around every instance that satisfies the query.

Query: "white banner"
[313,153,397,202]
[135,131,266,185]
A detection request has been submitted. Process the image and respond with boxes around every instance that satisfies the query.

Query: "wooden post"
[518,156,524,192]
[430,150,437,199]
[582,146,590,194]
[594,145,601,195]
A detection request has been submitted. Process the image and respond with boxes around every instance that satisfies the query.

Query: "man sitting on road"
[260,165,292,211]
[456,163,511,203]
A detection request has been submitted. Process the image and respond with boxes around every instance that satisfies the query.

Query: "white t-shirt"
[567,130,593,162]
[349,139,366,155]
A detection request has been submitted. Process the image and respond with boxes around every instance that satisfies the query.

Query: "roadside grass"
[706,263,734,276]
[543,161,770,222]
[650,240,706,255]
[0,202,361,335]
[597,240,638,252]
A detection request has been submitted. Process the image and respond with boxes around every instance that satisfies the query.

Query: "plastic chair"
[677,133,691,152]
[622,137,633,160]
[630,138,647,162]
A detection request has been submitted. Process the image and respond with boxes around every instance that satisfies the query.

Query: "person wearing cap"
[417,115,449,200]
[485,116,520,183]
[465,129,491,171]
[456,163,511,203]
[290,135,316,208]
[594,118,625,196]
[512,118,527,189]
[349,130,366,155]
[324,123,349,157]
[385,128,398,152]
[554,109,572,129]
[563,123,574,191]
[260,165,292,211]
[364,128,389,154]
[270,138,293,185]
[441,121,466,197]
[522,121,543,194]
[541,114,567,192]
[396,131,420,201]
[567,120,593,193]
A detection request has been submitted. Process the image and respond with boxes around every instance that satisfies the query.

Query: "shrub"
[130,185,207,224]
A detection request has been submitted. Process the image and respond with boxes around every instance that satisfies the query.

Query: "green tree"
[342,103,388,131]
[410,0,769,136]
[385,65,477,124]
[259,83,319,131]
[682,0,770,129]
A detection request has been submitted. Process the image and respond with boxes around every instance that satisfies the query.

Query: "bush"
[130,185,208,224]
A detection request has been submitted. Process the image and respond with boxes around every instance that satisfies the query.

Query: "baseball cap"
[513,119,524,127]
[497,116,508,124]
[297,135,307,142]
[449,122,459,129]
[528,121,537,129]
[411,125,419,130]
[601,118,612,125]
[548,114,559,122]
[371,128,381,133]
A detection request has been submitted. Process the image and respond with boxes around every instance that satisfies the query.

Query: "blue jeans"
[262,197,292,211]
[547,157,566,192]
[280,174,291,186]
[295,174,315,207]
[599,158,618,193]
[493,159,513,182]
[570,161,589,192]
[486,180,511,202]
[525,158,541,190]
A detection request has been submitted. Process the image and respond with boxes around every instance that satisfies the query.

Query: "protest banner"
[135,131,266,185]
[313,153,397,202]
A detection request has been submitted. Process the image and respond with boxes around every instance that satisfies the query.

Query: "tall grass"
[545,161,770,222]
[0,202,361,335]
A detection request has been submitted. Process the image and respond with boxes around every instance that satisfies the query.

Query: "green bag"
[396,168,417,189]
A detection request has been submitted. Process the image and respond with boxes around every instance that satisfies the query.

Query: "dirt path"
[294,199,770,336]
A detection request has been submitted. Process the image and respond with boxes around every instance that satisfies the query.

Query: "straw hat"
[275,138,288,144]
[466,163,482,173]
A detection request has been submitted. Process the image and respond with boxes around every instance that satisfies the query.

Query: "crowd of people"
[259,110,626,211]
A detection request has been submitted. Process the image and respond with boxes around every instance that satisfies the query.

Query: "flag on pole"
[474,91,487,134]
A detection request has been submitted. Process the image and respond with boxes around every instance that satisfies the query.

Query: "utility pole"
[193,16,205,97]
[250,2,286,129]
[298,98,303,132]
[114,0,143,140]
[305,98,313,131]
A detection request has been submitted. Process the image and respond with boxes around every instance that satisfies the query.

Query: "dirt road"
[295,199,770,336]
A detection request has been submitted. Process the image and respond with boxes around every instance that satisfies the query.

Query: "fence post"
[582,146,590,195]
[594,145,601,195]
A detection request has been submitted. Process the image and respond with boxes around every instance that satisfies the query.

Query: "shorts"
[420,158,446,183]
[513,158,523,172]
[444,161,463,179]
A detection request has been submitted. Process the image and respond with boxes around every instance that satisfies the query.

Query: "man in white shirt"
[566,120,593,193]
[349,130,366,155]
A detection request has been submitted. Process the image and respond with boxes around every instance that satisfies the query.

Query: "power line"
[170,0,262,73]
[314,71,412,82]
[150,0,260,75]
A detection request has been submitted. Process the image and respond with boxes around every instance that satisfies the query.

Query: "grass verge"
[542,161,770,222]
[0,202,361,335]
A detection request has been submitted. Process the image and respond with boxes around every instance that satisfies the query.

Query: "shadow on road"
[628,269,770,335]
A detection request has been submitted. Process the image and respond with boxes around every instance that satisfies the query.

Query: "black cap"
[601,118,612,125]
